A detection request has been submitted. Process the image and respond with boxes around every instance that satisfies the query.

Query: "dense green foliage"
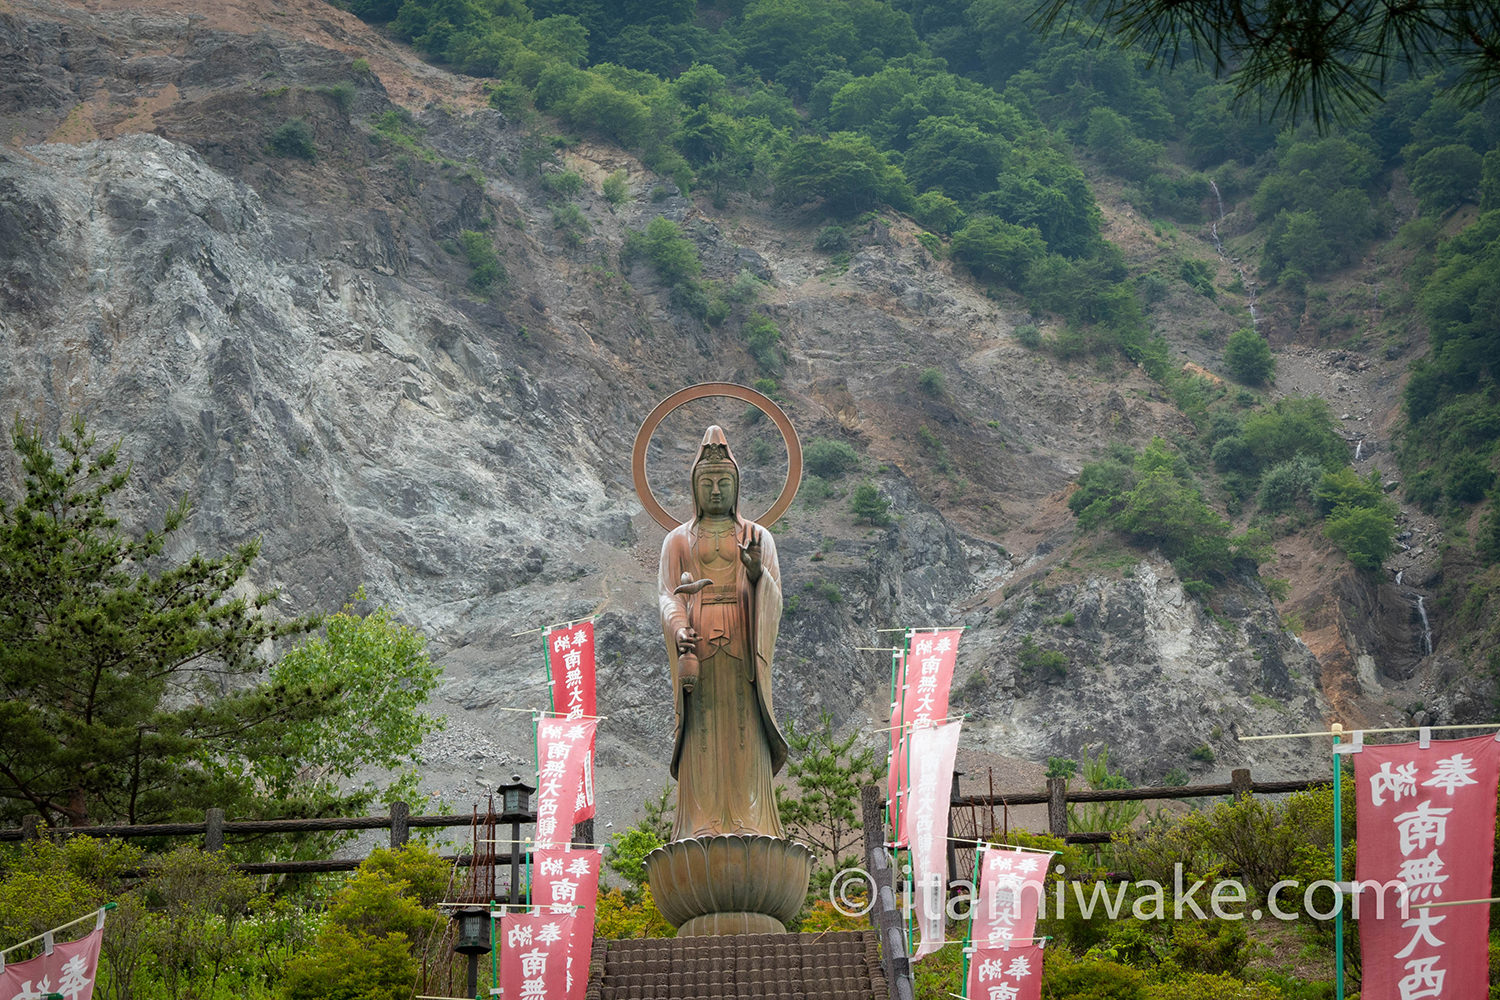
[0,418,316,827]
[1223,328,1274,386]
[0,419,442,828]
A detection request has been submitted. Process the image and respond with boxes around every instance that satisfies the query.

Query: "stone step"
[584,929,886,1000]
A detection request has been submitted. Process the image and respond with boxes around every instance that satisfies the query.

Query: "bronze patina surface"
[633,385,810,935]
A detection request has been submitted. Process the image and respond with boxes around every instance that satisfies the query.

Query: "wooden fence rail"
[944,768,1332,884]
[0,802,581,878]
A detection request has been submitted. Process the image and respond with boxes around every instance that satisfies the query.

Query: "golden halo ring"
[632,382,802,531]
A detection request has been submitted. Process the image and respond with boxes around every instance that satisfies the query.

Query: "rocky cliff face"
[0,0,1461,824]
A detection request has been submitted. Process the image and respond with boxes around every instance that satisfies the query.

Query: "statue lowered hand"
[673,572,711,693]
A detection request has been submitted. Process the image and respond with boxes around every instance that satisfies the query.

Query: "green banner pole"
[1332,723,1345,1000]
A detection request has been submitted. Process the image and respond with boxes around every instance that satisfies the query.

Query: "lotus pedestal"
[645,834,813,936]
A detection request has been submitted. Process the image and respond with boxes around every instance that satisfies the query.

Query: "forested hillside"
[339,0,1500,701]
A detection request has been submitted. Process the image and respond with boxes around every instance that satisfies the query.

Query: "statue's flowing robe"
[659,513,788,839]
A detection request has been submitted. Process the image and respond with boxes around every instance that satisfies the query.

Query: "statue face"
[694,464,737,516]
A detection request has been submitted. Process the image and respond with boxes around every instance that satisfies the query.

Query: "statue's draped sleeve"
[658,518,788,781]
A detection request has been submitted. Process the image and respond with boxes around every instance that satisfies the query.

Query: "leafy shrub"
[458,230,505,290]
[1409,144,1483,215]
[805,437,859,478]
[551,202,590,244]
[1016,323,1043,348]
[1178,258,1216,297]
[1042,955,1147,1000]
[269,118,316,160]
[850,482,891,525]
[1238,397,1346,473]
[1019,636,1067,681]
[814,225,849,251]
[595,885,675,939]
[951,215,1046,286]
[1224,328,1274,385]
[741,312,783,371]
[283,844,448,999]
[1447,452,1495,503]
[1324,504,1396,570]
[1257,454,1326,512]
[918,367,945,397]
[322,82,356,114]
[1143,973,1284,1000]
[601,169,629,205]
[913,190,965,233]
[623,216,700,285]
[541,169,584,197]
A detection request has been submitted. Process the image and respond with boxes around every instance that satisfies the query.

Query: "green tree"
[850,482,892,526]
[778,710,883,868]
[1410,143,1484,214]
[773,132,914,215]
[0,417,318,826]
[623,216,700,286]
[1223,328,1275,385]
[951,216,1047,286]
[283,844,449,1000]
[804,438,860,478]
[1324,505,1396,571]
[256,591,443,807]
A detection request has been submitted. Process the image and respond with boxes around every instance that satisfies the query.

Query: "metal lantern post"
[452,905,492,999]
[497,773,537,905]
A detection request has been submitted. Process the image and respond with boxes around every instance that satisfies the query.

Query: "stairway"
[584,930,888,1000]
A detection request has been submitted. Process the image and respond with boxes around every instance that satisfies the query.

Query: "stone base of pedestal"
[645,834,813,937]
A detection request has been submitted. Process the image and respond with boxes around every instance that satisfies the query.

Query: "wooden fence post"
[205,808,224,853]
[390,801,410,848]
[1046,778,1068,838]
[21,816,39,841]
[1231,768,1253,801]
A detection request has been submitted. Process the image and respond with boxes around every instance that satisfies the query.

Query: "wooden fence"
[944,767,1330,886]
[0,804,595,878]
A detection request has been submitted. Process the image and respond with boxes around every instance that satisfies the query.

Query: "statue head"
[691,425,739,518]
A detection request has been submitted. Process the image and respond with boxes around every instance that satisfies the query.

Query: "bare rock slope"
[2,0,1441,825]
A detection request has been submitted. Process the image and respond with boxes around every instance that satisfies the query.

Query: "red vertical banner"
[907,719,963,959]
[499,912,575,1000]
[901,629,961,730]
[531,848,602,1000]
[545,621,597,721]
[969,847,1053,951]
[535,717,597,848]
[0,926,104,1000]
[964,943,1045,1000]
[887,649,908,847]
[1353,732,1500,1000]
[897,630,962,849]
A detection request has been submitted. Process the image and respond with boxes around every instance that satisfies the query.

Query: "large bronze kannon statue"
[633,384,811,936]
[658,425,788,839]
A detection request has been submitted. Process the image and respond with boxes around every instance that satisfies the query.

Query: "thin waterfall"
[1354,438,1364,461]
[1208,179,1259,330]
[1415,595,1433,656]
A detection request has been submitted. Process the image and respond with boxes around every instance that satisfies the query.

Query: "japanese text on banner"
[531,848,601,1000]
[965,943,1045,1000]
[891,630,960,849]
[544,623,596,722]
[535,718,598,847]
[1353,733,1500,1000]
[499,912,575,1000]
[907,719,963,959]
[2,926,104,1000]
